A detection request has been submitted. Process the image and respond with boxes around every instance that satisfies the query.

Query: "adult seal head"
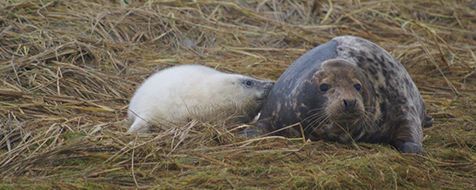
[256,36,433,154]
[128,64,274,133]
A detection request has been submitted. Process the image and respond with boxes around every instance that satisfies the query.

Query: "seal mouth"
[255,94,268,102]
[332,112,363,125]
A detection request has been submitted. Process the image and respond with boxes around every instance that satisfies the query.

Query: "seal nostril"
[343,99,356,110]
[265,82,274,89]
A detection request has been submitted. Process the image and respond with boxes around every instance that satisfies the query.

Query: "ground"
[0,0,475,189]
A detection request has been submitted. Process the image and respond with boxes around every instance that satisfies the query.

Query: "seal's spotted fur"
[257,36,432,153]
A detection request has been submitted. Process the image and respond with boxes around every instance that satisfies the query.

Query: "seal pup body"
[257,36,432,153]
[128,64,273,133]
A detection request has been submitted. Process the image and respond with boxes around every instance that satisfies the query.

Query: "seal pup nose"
[266,81,275,88]
[264,81,275,92]
[255,81,275,100]
[343,99,356,110]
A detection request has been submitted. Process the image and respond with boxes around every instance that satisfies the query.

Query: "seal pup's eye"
[319,83,330,92]
[243,80,254,88]
[354,83,362,91]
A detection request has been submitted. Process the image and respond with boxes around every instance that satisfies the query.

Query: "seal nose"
[257,81,275,99]
[343,99,356,111]
[265,81,274,91]
[267,81,275,88]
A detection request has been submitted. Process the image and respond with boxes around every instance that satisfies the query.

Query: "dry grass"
[0,0,475,189]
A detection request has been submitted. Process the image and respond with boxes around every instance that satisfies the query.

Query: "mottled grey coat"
[257,36,432,153]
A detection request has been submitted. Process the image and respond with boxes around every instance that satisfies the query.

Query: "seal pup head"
[308,59,375,138]
[211,74,274,122]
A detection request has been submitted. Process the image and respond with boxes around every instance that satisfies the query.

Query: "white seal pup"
[127,64,274,133]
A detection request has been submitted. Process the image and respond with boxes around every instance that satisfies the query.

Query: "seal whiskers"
[257,36,432,154]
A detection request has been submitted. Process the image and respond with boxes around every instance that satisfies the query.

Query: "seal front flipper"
[238,119,275,138]
[254,119,273,136]
[390,117,424,154]
[394,142,423,154]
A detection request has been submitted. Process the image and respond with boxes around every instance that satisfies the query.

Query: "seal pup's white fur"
[127,64,273,133]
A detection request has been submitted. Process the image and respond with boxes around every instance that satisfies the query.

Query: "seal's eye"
[354,83,362,91]
[243,80,254,87]
[319,83,330,92]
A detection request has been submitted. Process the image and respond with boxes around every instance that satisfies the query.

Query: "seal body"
[257,36,432,153]
[128,64,274,133]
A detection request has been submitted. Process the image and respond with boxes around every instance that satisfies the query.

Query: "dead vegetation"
[0,0,475,189]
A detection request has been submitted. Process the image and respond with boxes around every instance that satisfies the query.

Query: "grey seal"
[257,36,432,154]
